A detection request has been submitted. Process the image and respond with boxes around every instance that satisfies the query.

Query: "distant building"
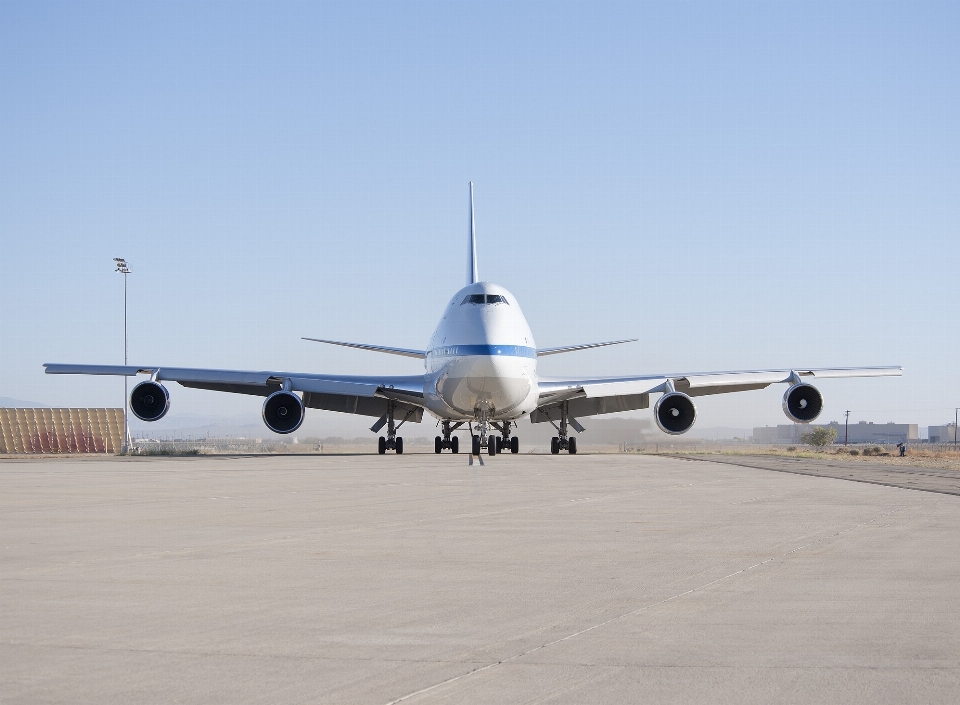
[753,421,918,445]
[928,424,958,443]
[0,408,124,454]
[752,425,801,444]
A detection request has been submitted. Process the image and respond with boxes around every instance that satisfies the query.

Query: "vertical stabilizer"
[467,182,479,284]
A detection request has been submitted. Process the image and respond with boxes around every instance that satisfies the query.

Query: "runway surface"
[3,453,959,704]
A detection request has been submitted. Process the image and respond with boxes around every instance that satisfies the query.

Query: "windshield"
[460,294,509,305]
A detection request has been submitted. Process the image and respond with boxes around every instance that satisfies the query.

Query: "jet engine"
[129,381,170,422]
[262,390,304,434]
[782,383,823,423]
[654,392,697,435]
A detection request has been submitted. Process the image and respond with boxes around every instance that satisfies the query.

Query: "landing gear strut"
[374,400,411,454]
[549,401,578,455]
[471,409,496,456]
[467,413,520,456]
[435,420,462,453]
[492,421,519,454]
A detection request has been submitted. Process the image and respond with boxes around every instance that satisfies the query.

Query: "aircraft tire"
[550,437,560,455]
[396,437,404,454]
[511,436,519,454]
[435,436,442,454]
[472,435,481,455]
[378,436,386,454]
[488,439,496,456]
[451,436,459,453]
[568,437,578,455]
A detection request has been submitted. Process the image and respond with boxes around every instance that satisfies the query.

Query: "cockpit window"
[460,294,510,305]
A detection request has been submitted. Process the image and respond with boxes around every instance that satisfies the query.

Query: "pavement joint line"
[383,504,908,705]
[680,454,960,497]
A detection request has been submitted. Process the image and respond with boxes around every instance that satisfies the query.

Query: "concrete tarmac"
[680,453,960,496]
[2,453,959,704]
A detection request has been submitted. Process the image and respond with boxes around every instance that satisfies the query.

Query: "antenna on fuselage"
[467,181,479,285]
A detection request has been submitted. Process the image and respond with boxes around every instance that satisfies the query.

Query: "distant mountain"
[0,396,49,408]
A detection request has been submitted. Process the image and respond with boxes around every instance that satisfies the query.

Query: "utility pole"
[955,408,959,448]
[845,410,851,446]
[114,258,131,452]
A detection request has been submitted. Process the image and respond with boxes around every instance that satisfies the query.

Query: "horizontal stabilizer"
[302,338,425,359]
[537,339,637,357]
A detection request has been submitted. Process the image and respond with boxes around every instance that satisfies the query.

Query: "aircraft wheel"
[472,435,481,456]
[378,436,386,455]
[511,436,519,454]
[396,437,404,454]
[488,439,496,456]
[451,436,459,453]
[550,437,560,455]
[496,436,503,452]
[435,436,442,454]
[568,437,578,455]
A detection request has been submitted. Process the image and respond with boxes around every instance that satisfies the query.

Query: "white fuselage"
[422,282,540,421]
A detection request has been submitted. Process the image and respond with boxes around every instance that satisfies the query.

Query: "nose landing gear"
[467,413,520,456]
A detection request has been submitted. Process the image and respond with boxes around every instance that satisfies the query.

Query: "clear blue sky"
[1,1,957,433]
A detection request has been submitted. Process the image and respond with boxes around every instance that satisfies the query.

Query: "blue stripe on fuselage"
[427,345,536,359]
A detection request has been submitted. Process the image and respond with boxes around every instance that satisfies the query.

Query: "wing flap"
[531,393,650,424]
[302,392,423,422]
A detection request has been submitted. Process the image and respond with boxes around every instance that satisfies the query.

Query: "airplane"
[44,183,901,456]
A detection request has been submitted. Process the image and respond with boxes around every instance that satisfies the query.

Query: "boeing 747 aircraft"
[45,184,901,455]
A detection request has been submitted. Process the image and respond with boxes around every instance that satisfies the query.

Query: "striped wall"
[0,408,124,454]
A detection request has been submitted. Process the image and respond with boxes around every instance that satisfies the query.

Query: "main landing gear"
[549,401,579,455]
[373,400,414,454]
[435,421,462,453]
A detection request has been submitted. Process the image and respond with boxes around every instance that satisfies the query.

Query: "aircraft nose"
[437,373,531,416]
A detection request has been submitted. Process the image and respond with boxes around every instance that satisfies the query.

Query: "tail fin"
[467,182,479,285]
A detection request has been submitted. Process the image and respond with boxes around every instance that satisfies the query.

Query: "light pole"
[114,258,131,452]
[845,410,851,446]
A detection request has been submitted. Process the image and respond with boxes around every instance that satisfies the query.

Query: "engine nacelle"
[129,381,170,422]
[782,383,823,423]
[654,392,697,435]
[262,390,304,434]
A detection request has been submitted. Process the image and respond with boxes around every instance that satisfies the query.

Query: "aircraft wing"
[532,366,902,424]
[536,339,637,356]
[43,364,426,422]
[301,338,425,359]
